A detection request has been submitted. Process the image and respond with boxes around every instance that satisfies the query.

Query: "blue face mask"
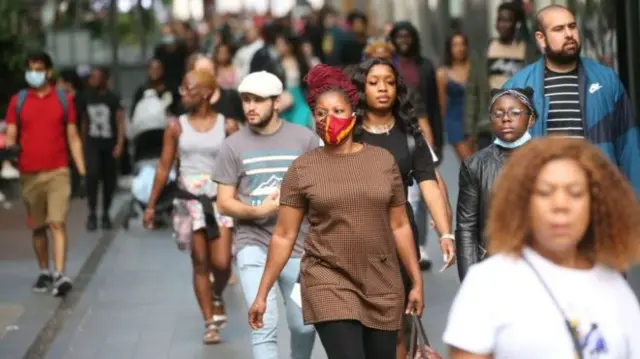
[25,71,47,88]
[494,131,532,149]
[161,35,176,44]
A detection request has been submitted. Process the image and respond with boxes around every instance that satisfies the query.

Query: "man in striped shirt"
[544,69,583,138]
[503,5,640,195]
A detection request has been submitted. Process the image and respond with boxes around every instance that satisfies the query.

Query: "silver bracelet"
[440,233,455,241]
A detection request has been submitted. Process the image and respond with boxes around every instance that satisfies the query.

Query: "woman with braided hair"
[249,64,423,359]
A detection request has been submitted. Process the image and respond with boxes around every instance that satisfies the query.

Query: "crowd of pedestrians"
[2,2,640,359]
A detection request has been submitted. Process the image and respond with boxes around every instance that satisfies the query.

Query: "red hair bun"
[304,64,359,110]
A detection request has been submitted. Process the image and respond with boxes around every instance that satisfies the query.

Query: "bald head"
[534,4,580,68]
[536,4,572,33]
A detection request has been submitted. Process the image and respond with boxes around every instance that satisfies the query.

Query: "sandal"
[212,296,228,329]
[203,322,221,345]
[228,272,237,285]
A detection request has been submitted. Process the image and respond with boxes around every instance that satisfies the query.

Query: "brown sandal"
[203,322,221,345]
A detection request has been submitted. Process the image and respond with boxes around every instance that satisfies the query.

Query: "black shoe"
[418,247,432,271]
[86,214,97,232]
[52,274,73,297]
[419,259,432,271]
[101,215,113,230]
[32,272,53,293]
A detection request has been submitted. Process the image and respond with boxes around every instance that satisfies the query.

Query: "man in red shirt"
[3,51,86,297]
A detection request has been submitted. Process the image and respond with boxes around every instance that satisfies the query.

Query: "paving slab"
[0,195,128,359]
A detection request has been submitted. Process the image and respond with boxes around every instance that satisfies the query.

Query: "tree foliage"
[0,0,29,117]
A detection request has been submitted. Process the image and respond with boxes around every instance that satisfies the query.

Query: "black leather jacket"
[455,144,510,281]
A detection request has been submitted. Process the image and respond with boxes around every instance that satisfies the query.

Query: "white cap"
[237,71,283,98]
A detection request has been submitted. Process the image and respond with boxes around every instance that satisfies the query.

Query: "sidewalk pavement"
[2,145,639,359]
[31,221,458,359]
[0,195,128,359]
[0,147,466,359]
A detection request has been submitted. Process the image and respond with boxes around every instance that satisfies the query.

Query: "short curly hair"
[364,41,395,59]
[487,137,640,271]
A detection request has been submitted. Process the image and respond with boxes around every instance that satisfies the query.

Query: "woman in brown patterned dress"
[248,64,424,359]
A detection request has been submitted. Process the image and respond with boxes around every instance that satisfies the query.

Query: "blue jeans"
[236,245,316,359]
[408,183,428,247]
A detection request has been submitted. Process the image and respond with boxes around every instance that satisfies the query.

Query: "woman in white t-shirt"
[443,137,640,359]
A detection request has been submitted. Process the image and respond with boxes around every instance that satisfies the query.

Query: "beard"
[545,39,581,65]
[247,107,275,129]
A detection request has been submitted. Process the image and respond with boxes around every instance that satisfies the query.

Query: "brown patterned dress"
[279,144,406,331]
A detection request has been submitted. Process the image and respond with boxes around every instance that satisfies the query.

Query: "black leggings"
[86,144,117,215]
[315,320,397,359]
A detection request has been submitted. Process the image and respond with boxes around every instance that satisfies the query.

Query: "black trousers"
[85,143,117,216]
[119,138,133,175]
[67,149,81,197]
[315,320,398,359]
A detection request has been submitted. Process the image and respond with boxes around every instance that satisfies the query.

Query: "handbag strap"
[522,255,584,359]
[407,314,431,355]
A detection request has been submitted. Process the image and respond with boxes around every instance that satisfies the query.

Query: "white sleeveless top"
[177,113,225,177]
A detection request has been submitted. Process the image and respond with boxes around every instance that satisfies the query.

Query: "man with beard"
[389,22,443,160]
[213,71,318,359]
[504,5,640,195]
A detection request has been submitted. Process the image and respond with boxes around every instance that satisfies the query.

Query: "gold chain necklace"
[363,120,395,135]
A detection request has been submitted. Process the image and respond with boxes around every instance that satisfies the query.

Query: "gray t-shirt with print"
[213,121,320,256]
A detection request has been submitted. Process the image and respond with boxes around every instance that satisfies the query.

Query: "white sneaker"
[1,161,19,179]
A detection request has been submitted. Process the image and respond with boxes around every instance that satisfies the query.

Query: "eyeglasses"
[490,108,527,121]
[178,86,197,96]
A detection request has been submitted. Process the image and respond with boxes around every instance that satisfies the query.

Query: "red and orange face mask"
[317,114,356,145]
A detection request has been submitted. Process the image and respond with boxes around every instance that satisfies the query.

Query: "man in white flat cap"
[213,71,318,359]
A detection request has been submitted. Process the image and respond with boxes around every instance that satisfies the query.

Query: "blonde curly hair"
[364,40,395,60]
[487,137,640,271]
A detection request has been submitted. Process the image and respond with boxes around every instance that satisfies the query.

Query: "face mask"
[494,131,532,149]
[493,114,534,149]
[162,35,176,44]
[319,114,355,145]
[25,71,46,88]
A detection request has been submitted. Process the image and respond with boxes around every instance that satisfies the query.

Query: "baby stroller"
[123,90,177,230]
[124,158,176,230]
